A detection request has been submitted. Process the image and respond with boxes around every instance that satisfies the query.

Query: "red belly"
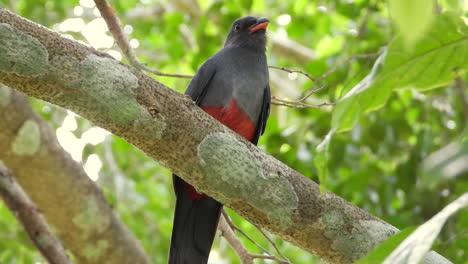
[201,99,256,141]
[184,99,257,200]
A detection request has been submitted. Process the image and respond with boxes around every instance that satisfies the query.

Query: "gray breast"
[199,48,268,123]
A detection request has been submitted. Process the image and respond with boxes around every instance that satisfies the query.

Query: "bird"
[169,16,271,264]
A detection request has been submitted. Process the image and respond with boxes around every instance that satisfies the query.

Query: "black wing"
[185,58,216,104]
[251,84,271,145]
[169,58,222,264]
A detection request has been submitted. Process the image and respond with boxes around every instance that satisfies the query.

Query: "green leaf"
[388,0,435,47]
[383,193,468,264]
[420,140,468,189]
[331,49,386,131]
[356,227,416,264]
[332,13,468,132]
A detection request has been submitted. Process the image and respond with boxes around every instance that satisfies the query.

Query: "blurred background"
[0,0,466,263]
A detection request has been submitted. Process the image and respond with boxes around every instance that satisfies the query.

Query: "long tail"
[169,175,222,264]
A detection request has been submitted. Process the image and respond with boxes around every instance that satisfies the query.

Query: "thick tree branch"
[0,87,152,264]
[0,86,151,264]
[0,165,73,264]
[0,8,451,264]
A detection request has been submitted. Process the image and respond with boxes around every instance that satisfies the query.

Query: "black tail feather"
[169,176,222,264]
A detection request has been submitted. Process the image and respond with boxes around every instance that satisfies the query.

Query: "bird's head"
[224,16,269,52]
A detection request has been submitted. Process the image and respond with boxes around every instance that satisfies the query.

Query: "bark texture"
[0,8,450,264]
[0,165,73,264]
[0,87,151,264]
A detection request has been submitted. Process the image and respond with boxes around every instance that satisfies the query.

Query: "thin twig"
[93,0,193,78]
[300,85,328,101]
[271,86,327,104]
[269,51,381,108]
[271,97,335,109]
[268,65,316,82]
[0,165,73,264]
[221,210,272,255]
[219,212,291,264]
[218,214,254,264]
[250,222,290,262]
[249,253,290,263]
[269,52,380,86]
[271,86,334,109]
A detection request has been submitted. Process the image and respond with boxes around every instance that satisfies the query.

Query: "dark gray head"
[224,16,269,52]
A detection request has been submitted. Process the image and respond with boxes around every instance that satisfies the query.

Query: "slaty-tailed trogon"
[169,16,271,264]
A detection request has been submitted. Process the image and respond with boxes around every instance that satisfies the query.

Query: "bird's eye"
[234,24,241,31]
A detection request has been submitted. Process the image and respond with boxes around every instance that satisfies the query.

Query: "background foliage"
[0,0,467,263]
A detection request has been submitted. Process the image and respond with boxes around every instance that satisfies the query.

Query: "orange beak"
[248,18,269,33]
